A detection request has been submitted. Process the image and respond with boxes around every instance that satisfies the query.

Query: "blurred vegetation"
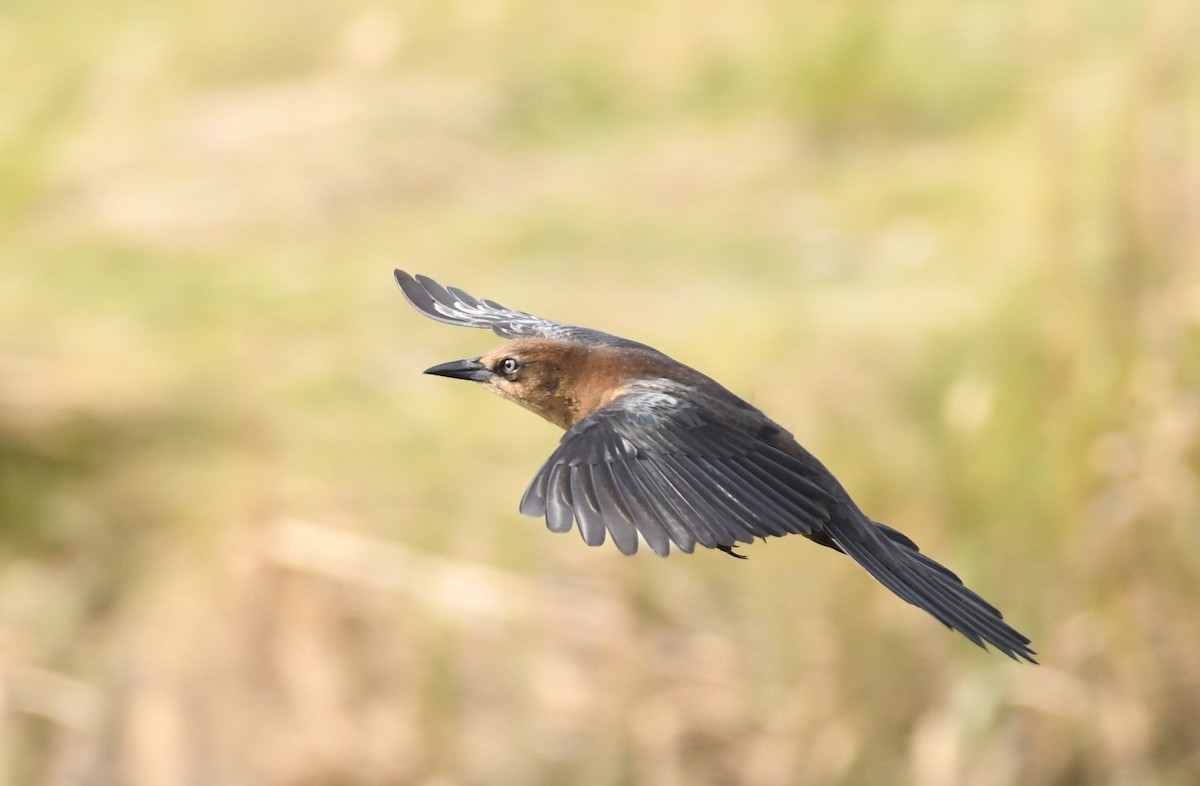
[1,0,1198,783]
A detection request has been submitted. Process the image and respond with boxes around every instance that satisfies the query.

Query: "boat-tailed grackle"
[395,269,1035,662]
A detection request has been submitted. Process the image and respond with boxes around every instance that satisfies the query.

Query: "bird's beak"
[423,356,492,382]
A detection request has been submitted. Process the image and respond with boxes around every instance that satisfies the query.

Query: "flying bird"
[395,270,1035,662]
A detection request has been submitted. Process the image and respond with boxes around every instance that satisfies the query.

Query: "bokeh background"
[2,0,1199,783]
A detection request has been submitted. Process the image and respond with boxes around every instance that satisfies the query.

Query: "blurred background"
[1,0,1198,783]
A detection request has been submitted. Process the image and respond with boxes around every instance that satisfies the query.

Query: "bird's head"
[424,338,618,429]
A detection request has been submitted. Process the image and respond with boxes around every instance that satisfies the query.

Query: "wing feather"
[714,456,823,534]
[396,269,651,349]
[519,460,550,517]
[693,454,793,538]
[607,460,691,554]
[659,454,772,541]
[637,455,734,547]
[545,466,575,534]
[588,464,640,555]
[568,466,607,547]
[740,453,832,523]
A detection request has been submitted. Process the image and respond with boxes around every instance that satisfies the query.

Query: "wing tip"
[393,268,438,316]
[393,269,424,305]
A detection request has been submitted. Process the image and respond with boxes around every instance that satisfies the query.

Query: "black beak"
[423,356,492,382]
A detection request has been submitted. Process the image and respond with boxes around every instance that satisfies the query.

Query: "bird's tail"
[824,512,1036,662]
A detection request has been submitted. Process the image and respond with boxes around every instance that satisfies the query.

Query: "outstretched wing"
[518,384,838,558]
[519,384,1036,662]
[394,269,651,350]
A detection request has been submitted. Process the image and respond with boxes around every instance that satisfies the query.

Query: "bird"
[394,269,1035,662]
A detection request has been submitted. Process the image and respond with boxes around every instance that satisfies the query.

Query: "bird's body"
[396,270,1035,662]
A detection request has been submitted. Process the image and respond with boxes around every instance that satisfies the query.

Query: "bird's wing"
[518,384,838,558]
[395,270,652,349]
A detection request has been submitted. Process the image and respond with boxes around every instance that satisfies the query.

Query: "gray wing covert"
[394,269,650,350]
[518,387,836,556]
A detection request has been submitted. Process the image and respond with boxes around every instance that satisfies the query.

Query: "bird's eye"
[500,357,520,376]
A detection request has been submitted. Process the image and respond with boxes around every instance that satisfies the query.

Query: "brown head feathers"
[475,338,680,430]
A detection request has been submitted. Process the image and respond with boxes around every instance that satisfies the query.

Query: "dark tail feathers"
[826,514,1036,663]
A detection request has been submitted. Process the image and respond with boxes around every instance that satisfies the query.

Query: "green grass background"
[1,0,1198,783]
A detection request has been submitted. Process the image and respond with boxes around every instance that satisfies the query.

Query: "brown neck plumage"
[477,339,676,430]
